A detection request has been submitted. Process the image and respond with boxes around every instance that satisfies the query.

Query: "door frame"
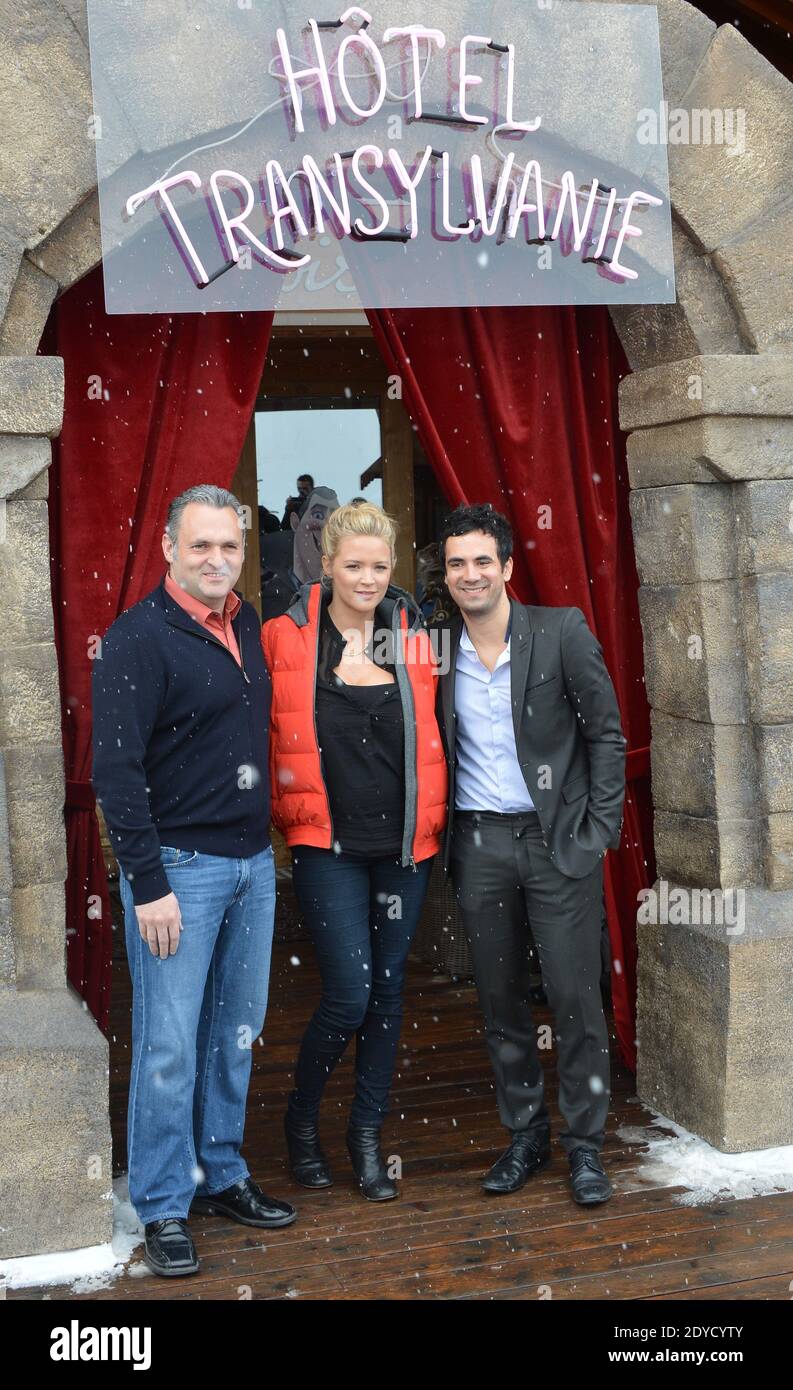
[232,326,417,603]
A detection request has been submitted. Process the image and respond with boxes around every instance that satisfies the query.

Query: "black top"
[91,580,271,906]
[316,602,405,856]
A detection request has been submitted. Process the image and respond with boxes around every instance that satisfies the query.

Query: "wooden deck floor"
[13,935,793,1301]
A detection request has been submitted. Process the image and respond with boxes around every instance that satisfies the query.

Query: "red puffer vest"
[261,581,448,865]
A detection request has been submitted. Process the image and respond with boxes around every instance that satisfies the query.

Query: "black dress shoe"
[143,1219,200,1278]
[568,1147,613,1205]
[284,1108,333,1189]
[346,1125,398,1202]
[481,1131,551,1194]
[191,1176,297,1228]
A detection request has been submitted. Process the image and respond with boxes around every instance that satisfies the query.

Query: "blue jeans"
[290,847,433,1128]
[119,844,275,1225]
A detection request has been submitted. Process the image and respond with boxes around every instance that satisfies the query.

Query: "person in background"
[262,502,447,1201]
[415,540,456,626]
[258,503,281,536]
[280,473,315,530]
[92,484,295,1279]
[436,503,626,1207]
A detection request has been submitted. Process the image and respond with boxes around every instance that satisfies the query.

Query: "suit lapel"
[441,613,463,760]
[510,600,533,748]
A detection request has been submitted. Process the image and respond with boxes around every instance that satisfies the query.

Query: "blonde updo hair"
[322,500,398,566]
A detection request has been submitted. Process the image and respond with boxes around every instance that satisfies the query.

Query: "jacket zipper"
[166,611,256,848]
[208,637,251,683]
[393,604,418,871]
[170,613,251,683]
[312,596,336,850]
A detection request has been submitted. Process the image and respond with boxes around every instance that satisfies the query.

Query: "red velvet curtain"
[44,265,273,1031]
[367,306,653,1072]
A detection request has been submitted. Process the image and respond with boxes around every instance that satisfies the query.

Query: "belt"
[455,808,540,823]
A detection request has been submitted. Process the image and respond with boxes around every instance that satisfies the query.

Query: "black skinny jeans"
[289,846,433,1128]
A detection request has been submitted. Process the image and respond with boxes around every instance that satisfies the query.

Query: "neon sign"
[87,1,675,312]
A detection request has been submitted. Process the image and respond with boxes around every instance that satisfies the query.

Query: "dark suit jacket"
[437,600,627,879]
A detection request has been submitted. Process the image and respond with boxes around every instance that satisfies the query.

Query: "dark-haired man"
[280,472,315,530]
[436,504,626,1205]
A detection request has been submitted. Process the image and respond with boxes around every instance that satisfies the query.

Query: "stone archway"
[1,0,792,1258]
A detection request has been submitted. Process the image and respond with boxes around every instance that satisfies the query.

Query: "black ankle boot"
[346,1125,398,1202]
[284,1104,332,1189]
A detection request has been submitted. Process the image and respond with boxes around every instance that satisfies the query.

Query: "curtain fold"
[45,265,273,1030]
[367,305,654,1072]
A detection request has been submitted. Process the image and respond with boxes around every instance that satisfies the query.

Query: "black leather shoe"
[568,1147,613,1205]
[346,1125,398,1202]
[191,1176,297,1228]
[284,1108,333,1188]
[481,1131,551,1194]
[143,1218,200,1278]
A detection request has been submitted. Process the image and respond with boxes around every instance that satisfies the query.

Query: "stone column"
[620,354,793,1151]
[0,359,111,1259]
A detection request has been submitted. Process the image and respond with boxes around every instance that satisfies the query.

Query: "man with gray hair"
[92,484,296,1279]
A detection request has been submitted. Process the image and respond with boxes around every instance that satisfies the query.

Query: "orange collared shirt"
[164,572,242,666]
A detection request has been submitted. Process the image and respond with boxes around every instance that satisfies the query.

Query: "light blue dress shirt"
[454,624,536,812]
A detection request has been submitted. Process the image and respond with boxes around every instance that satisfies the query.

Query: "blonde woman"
[261,502,447,1200]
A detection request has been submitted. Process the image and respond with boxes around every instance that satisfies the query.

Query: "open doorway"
[231,325,451,613]
[226,319,458,961]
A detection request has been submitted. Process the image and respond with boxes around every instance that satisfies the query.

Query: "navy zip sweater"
[92,578,271,906]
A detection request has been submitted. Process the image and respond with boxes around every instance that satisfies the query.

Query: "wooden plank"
[322,1205,793,1295]
[327,1234,793,1301]
[27,938,793,1304]
[380,389,416,593]
[650,1272,793,1300]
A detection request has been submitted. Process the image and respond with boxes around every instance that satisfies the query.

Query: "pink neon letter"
[126,172,209,284]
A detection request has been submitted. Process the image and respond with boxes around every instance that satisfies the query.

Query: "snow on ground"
[0,1176,145,1293]
[617,1112,793,1206]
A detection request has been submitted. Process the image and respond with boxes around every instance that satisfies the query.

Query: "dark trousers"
[451,810,610,1153]
[290,846,433,1128]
